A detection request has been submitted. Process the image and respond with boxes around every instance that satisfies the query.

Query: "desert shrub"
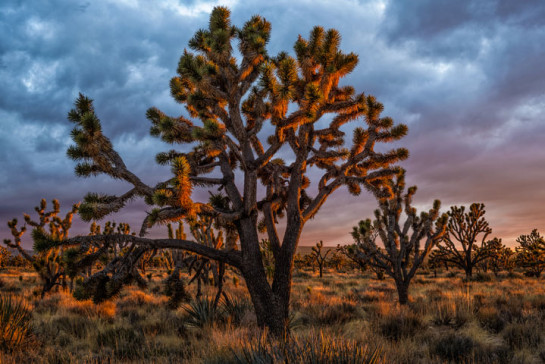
[471,272,493,282]
[206,332,384,364]
[477,306,506,333]
[0,295,32,351]
[222,294,252,327]
[431,300,470,329]
[183,297,221,328]
[502,322,542,349]
[164,274,190,309]
[96,326,145,359]
[530,295,545,313]
[315,301,359,326]
[473,344,512,364]
[446,271,458,278]
[377,310,422,341]
[432,332,476,362]
[50,315,94,339]
[425,288,444,302]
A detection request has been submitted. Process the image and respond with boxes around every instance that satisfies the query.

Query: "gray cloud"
[1,0,544,248]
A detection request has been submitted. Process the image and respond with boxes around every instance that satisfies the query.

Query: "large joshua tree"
[349,171,447,304]
[39,7,408,335]
[435,203,493,279]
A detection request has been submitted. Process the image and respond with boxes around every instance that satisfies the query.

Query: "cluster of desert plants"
[3,6,545,364]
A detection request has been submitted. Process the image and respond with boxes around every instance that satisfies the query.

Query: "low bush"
[432,332,477,362]
[377,310,422,341]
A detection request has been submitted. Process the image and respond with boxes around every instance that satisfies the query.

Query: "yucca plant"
[0,295,32,351]
[183,297,222,328]
[221,294,251,326]
[207,332,384,364]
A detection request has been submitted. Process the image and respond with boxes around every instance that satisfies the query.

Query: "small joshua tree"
[515,229,545,278]
[485,238,512,276]
[310,240,331,278]
[3,199,79,298]
[350,171,447,304]
[435,203,494,279]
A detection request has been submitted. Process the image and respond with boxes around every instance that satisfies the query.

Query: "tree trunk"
[465,265,473,279]
[395,280,409,305]
[237,215,290,337]
[319,263,323,278]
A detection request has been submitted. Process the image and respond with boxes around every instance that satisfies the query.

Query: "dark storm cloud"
[1,0,544,248]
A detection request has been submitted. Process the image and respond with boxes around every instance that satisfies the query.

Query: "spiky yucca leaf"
[0,295,32,352]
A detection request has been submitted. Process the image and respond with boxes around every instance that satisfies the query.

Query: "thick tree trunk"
[319,264,323,278]
[395,280,409,305]
[237,214,290,337]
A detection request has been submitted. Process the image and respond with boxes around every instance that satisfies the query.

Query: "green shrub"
[50,315,93,339]
[477,306,505,333]
[432,332,476,362]
[502,322,542,349]
[183,297,221,328]
[0,295,32,351]
[378,311,422,341]
[431,301,469,329]
[96,326,144,359]
[471,272,493,282]
[222,294,251,327]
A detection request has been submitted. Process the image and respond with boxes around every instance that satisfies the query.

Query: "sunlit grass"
[2,268,545,362]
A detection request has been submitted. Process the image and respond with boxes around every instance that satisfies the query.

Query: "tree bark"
[395,280,409,305]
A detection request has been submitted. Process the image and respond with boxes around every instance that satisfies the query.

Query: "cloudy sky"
[1,0,544,249]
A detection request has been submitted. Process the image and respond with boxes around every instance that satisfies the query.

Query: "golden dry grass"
[1,267,545,363]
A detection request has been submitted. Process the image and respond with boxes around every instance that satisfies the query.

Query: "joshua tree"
[516,229,545,278]
[0,247,10,269]
[3,199,79,298]
[310,240,331,278]
[349,171,447,304]
[484,238,512,276]
[435,203,494,279]
[39,7,408,335]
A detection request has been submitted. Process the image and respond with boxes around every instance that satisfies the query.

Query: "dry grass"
[1,268,545,362]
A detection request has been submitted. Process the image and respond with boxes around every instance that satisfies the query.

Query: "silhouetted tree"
[485,238,511,276]
[435,203,494,279]
[310,240,331,278]
[38,7,408,336]
[516,229,545,278]
[349,171,447,304]
[4,199,79,298]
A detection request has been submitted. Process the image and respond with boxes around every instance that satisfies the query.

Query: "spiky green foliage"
[183,297,220,328]
[0,295,32,352]
[348,170,447,304]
